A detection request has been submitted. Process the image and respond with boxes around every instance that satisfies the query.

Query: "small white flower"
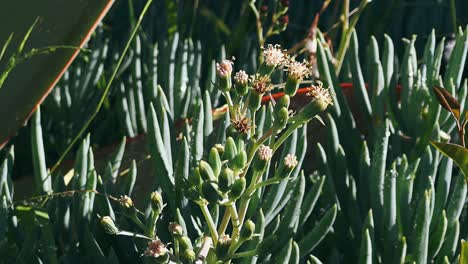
[234,70,249,86]
[284,154,298,169]
[306,81,333,106]
[144,238,168,258]
[119,195,134,208]
[216,59,234,78]
[251,74,272,94]
[257,145,273,161]
[262,44,287,67]
[286,59,312,80]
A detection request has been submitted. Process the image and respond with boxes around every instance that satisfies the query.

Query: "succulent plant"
[309,27,468,263]
[0,38,338,263]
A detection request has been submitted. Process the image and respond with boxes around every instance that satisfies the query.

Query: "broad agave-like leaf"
[0,0,114,149]
[431,141,468,181]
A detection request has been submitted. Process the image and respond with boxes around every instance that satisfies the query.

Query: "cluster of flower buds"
[201,42,333,263]
[169,222,197,264]
[185,136,249,205]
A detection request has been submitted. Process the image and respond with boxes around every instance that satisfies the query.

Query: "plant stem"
[196,237,213,264]
[228,204,241,239]
[237,170,262,228]
[199,204,219,244]
[273,120,303,152]
[49,0,154,175]
[174,239,181,264]
[223,91,236,119]
[250,111,256,139]
[334,0,369,74]
[255,177,281,190]
[218,209,231,235]
[129,214,148,234]
[232,249,257,259]
[450,0,457,32]
[148,211,159,238]
[227,238,245,258]
[240,128,274,179]
[249,2,264,49]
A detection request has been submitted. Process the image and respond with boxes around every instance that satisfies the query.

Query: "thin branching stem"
[49,0,153,175]
[199,203,219,244]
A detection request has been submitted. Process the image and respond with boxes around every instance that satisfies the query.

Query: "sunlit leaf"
[431,141,468,181]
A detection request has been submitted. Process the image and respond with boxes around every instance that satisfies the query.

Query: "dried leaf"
[433,86,461,120]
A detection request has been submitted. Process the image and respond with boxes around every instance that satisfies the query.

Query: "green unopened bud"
[119,195,137,217]
[180,249,196,264]
[209,148,222,177]
[248,90,262,111]
[297,83,332,122]
[273,107,289,130]
[216,234,232,260]
[257,235,277,259]
[144,239,170,263]
[199,160,216,181]
[100,216,118,235]
[214,144,225,155]
[274,95,290,111]
[218,168,234,193]
[229,177,246,200]
[185,186,202,202]
[284,75,300,96]
[216,59,234,92]
[253,145,273,172]
[179,236,193,251]
[232,150,248,171]
[278,154,298,179]
[234,70,249,96]
[189,167,202,187]
[169,222,183,239]
[201,182,221,204]
[224,137,238,161]
[240,220,256,240]
[150,191,164,214]
[226,125,238,139]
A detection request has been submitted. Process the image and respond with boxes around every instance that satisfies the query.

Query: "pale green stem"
[249,1,264,49]
[129,214,148,234]
[232,249,257,259]
[227,238,245,258]
[255,177,281,190]
[228,204,241,239]
[273,120,303,152]
[148,212,160,238]
[200,204,219,244]
[223,91,236,119]
[237,170,262,228]
[174,239,181,264]
[250,111,256,139]
[218,209,231,235]
[334,0,369,74]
